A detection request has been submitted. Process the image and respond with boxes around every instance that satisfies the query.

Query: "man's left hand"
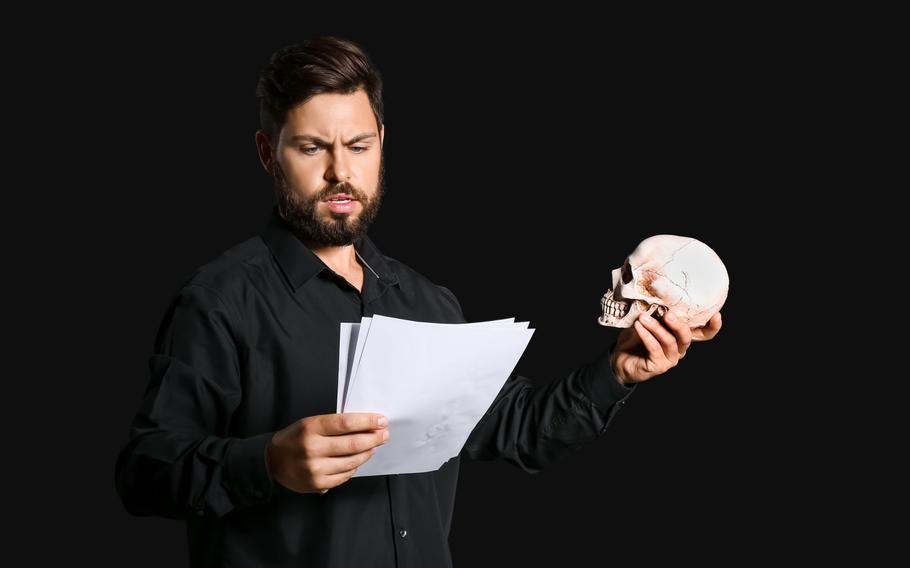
[690,311,722,342]
[611,310,723,385]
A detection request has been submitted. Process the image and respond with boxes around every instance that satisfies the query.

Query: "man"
[115,36,722,567]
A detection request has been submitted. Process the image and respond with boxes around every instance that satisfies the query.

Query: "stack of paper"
[337,314,534,477]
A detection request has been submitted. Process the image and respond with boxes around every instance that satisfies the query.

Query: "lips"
[323,193,356,202]
[324,197,357,214]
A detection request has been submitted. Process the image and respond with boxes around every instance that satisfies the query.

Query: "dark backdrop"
[15,14,871,567]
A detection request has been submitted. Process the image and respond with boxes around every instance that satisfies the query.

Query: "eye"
[350,146,368,153]
[299,146,319,155]
[621,258,633,284]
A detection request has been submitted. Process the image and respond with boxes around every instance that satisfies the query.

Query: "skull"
[598,235,729,328]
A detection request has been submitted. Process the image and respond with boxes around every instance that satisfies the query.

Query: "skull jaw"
[598,289,667,328]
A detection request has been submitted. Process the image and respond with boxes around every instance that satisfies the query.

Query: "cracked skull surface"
[598,235,729,328]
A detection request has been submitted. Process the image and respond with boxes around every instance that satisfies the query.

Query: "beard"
[273,154,385,247]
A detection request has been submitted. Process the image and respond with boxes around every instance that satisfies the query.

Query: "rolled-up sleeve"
[114,283,275,520]
[438,285,637,474]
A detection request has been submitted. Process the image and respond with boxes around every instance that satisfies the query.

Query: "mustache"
[273,164,365,202]
[319,182,364,201]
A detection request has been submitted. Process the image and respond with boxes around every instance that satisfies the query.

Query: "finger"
[316,446,378,476]
[320,412,388,436]
[693,312,722,341]
[633,320,665,361]
[662,311,692,357]
[709,312,722,333]
[318,465,362,491]
[322,430,389,457]
[638,314,679,359]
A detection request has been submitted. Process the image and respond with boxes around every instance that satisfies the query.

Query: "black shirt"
[115,205,637,568]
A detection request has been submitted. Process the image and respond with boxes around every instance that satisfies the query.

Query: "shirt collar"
[260,205,401,291]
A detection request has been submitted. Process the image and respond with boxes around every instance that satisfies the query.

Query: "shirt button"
[399,528,408,538]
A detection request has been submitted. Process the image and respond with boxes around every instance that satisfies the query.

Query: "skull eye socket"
[621,258,633,284]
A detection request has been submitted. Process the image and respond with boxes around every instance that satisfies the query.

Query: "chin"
[325,208,358,218]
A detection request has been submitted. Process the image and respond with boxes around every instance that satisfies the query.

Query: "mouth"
[322,194,358,213]
[322,193,357,203]
[601,291,629,319]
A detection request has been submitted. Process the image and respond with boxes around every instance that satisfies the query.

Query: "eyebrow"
[289,132,377,145]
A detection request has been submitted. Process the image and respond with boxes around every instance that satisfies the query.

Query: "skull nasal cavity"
[621,260,633,284]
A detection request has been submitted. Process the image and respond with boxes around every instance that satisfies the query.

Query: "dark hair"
[256,36,384,143]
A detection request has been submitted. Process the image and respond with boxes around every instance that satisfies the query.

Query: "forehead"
[282,90,377,136]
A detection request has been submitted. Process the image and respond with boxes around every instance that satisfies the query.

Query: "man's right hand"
[266,412,389,494]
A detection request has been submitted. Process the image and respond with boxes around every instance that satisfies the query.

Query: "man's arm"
[114,283,274,520]
[438,286,636,474]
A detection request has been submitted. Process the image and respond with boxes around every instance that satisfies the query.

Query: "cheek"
[362,158,382,184]
[283,161,323,191]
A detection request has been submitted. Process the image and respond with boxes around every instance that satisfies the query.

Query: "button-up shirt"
[115,205,637,567]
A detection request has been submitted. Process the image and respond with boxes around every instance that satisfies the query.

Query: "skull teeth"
[600,294,628,318]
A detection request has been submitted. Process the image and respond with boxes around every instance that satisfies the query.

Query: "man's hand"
[690,311,722,342]
[266,412,389,494]
[611,310,723,385]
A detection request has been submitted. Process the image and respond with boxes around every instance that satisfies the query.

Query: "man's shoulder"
[382,254,443,292]
[175,234,271,304]
[382,255,464,318]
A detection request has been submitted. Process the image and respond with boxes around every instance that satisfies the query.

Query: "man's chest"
[237,284,445,424]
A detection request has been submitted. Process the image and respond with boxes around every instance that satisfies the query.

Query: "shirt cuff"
[223,431,276,509]
[579,340,637,413]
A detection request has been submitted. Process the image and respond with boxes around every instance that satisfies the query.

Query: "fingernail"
[382,430,390,440]
[378,416,388,427]
[640,313,653,322]
[665,312,675,322]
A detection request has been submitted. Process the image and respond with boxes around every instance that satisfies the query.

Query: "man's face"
[270,89,385,247]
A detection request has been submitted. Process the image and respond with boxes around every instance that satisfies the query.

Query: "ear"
[379,124,385,148]
[255,130,276,175]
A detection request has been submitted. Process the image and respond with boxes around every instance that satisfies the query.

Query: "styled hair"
[256,36,384,142]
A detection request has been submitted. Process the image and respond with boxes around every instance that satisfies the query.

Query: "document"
[336,314,534,477]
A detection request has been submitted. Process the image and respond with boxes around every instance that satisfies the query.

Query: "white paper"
[335,314,534,477]
[338,316,524,415]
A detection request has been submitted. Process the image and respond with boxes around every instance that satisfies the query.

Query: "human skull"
[598,235,729,329]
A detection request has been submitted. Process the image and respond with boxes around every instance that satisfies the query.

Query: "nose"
[325,146,351,183]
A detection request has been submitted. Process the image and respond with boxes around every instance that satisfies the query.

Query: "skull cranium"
[598,235,729,328]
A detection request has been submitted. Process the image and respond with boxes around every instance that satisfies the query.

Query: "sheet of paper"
[338,317,524,414]
[337,322,359,414]
[338,314,534,477]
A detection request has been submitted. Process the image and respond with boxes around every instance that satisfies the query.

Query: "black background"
[12,10,879,567]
